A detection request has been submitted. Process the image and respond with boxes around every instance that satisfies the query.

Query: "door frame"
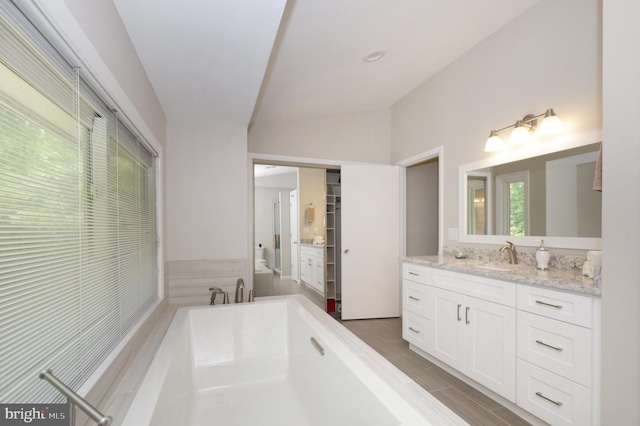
[248,149,444,289]
[249,153,348,290]
[396,146,444,256]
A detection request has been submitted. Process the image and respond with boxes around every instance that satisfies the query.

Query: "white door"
[290,190,299,282]
[341,165,400,319]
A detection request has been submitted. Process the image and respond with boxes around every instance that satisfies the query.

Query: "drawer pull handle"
[457,304,462,321]
[535,300,563,309]
[536,340,563,352]
[408,327,420,334]
[408,272,420,276]
[465,306,470,324]
[535,391,563,407]
[409,296,421,301]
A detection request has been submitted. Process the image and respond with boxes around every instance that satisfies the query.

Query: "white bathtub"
[121,295,466,426]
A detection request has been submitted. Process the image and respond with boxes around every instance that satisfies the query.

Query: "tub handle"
[310,337,325,356]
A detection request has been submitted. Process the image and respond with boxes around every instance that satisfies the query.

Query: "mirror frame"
[458,130,603,250]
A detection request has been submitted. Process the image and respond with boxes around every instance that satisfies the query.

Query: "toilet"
[255,246,267,265]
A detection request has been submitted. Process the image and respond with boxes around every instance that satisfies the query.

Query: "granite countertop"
[300,241,324,248]
[403,255,601,296]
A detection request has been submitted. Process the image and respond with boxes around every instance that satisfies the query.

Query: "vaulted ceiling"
[113,0,540,127]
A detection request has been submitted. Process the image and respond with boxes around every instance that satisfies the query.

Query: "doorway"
[253,163,327,310]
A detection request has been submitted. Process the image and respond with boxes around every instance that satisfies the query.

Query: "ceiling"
[113,0,540,127]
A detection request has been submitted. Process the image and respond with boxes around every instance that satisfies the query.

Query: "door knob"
[344,249,350,254]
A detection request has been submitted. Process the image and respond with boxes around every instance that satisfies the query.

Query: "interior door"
[341,165,400,319]
[290,189,299,282]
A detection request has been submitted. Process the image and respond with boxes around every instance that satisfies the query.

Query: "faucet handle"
[505,241,516,250]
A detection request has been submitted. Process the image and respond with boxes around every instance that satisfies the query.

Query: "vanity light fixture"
[484,109,562,152]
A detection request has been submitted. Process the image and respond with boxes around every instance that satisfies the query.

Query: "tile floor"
[274,274,535,426]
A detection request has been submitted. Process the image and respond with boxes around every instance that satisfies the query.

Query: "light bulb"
[484,130,504,152]
[510,121,530,144]
[539,108,563,135]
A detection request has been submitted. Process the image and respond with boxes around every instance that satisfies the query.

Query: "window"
[0,3,157,402]
[495,171,529,236]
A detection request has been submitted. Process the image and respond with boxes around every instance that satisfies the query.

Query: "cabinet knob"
[344,249,350,254]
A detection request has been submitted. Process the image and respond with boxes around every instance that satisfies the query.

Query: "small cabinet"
[300,245,324,294]
[431,286,516,402]
[402,263,430,352]
[516,285,596,426]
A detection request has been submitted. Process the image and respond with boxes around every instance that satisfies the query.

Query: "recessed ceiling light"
[363,50,385,63]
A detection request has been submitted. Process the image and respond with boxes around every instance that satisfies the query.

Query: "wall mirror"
[459,131,603,249]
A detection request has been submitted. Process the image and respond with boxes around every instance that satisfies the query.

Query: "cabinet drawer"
[517,359,591,426]
[402,279,429,317]
[517,311,592,387]
[402,310,429,352]
[518,285,592,328]
[403,263,429,285]
[430,268,516,307]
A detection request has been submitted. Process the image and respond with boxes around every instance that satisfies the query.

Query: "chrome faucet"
[499,241,518,264]
[235,278,244,303]
[209,287,229,305]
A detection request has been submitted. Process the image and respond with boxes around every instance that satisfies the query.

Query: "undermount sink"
[476,264,510,272]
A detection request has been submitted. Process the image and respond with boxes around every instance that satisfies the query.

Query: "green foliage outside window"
[509,181,525,236]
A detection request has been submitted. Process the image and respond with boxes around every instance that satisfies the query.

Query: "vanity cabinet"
[516,285,595,426]
[401,262,601,426]
[300,246,324,294]
[402,264,430,351]
[430,270,516,402]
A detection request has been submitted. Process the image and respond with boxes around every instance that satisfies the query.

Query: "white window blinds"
[0,2,157,403]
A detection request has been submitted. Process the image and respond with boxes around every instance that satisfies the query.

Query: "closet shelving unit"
[325,170,341,317]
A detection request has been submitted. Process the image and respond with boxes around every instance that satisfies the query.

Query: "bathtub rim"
[121,295,467,426]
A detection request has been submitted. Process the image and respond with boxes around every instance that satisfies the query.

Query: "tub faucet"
[209,287,229,305]
[499,241,518,264]
[235,278,244,303]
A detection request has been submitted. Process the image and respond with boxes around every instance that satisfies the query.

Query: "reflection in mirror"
[467,174,488,235]
[465,142,602,238]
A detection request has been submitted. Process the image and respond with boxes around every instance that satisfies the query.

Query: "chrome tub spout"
[235,278,244,303]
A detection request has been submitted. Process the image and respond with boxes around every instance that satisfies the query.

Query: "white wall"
[61,0,166,145]
[249,108,391,164]
[406,160,439,256]
[166,120,248,261]
[298,168,326,240]
[602,0,640,423]
[390,0,601,251]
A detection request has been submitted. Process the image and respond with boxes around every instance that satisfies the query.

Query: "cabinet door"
[315,257,324,290]
[430,287,465,371]
[465,296,516,402]
[300,251,311,283]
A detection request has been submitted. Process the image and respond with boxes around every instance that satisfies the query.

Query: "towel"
[593,145,602,191]
[305,206,315,222]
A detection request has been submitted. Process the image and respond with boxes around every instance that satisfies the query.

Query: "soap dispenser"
[536,239,550,270]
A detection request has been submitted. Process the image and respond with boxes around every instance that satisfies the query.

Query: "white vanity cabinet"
[402,264,430,351]
[516,285,596,426]
[401,261,601,426]
[300,246,324,294]
[429,269,516,402]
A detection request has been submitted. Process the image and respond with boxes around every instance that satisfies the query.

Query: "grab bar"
[39,369,112,426]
